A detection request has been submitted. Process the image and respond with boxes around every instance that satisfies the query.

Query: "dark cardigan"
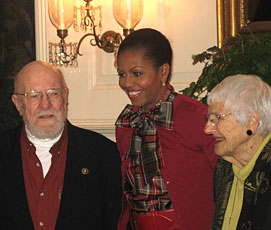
[0,121,122,230]
[211,140,271,230]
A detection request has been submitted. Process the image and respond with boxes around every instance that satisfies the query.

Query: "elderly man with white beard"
[0,61,122,230]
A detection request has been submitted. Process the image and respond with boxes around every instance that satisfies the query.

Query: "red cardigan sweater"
[116,93,218,230]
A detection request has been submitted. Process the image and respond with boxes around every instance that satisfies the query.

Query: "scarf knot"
[115,84,176,185]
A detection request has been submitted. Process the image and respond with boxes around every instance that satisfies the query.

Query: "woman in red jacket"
[115,28,217,230]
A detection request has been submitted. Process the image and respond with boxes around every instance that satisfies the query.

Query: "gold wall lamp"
[48,0,143,67]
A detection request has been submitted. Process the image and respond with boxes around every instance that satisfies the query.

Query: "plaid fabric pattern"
[115,84,176,211]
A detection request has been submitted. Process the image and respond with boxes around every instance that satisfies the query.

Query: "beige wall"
[34,0,217,140]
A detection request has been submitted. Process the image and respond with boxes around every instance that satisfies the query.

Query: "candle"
[126,0,131,28]
[59,0,65,29]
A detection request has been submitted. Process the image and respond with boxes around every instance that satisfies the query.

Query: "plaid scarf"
[115,84,176,185]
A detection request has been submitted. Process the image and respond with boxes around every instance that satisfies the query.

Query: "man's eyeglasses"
[205,113,231,126]
[14,88,65,105]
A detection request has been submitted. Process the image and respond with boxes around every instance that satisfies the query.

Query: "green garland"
[181,32,271,105]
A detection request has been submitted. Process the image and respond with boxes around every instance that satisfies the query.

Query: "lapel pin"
[81,168,89,175]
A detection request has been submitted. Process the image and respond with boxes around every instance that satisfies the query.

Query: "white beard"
[23,109,67,139]
[25,118,65,139]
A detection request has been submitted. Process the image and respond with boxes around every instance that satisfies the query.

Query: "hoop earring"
[246,130,253,136]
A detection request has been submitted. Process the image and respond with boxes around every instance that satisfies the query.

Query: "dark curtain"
[0,0,36,130]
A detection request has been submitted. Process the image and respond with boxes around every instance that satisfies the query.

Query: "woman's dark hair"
[117,28,173,81]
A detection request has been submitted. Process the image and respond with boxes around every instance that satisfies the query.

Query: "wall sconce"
[48,0,143,67]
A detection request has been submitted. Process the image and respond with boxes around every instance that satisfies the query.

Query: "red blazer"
[116,94,218,230]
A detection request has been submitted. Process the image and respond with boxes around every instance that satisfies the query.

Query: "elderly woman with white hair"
[204,74,271,230]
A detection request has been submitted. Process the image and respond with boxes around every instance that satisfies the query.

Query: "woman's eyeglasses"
[205,112,231,126]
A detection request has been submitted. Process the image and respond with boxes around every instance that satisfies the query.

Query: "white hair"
[207,74,271,136]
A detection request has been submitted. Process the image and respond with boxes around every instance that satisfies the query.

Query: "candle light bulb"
[113,0,143,36]
[48,0,74,30]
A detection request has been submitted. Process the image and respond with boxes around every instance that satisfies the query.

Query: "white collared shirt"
[26,128,62,177]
